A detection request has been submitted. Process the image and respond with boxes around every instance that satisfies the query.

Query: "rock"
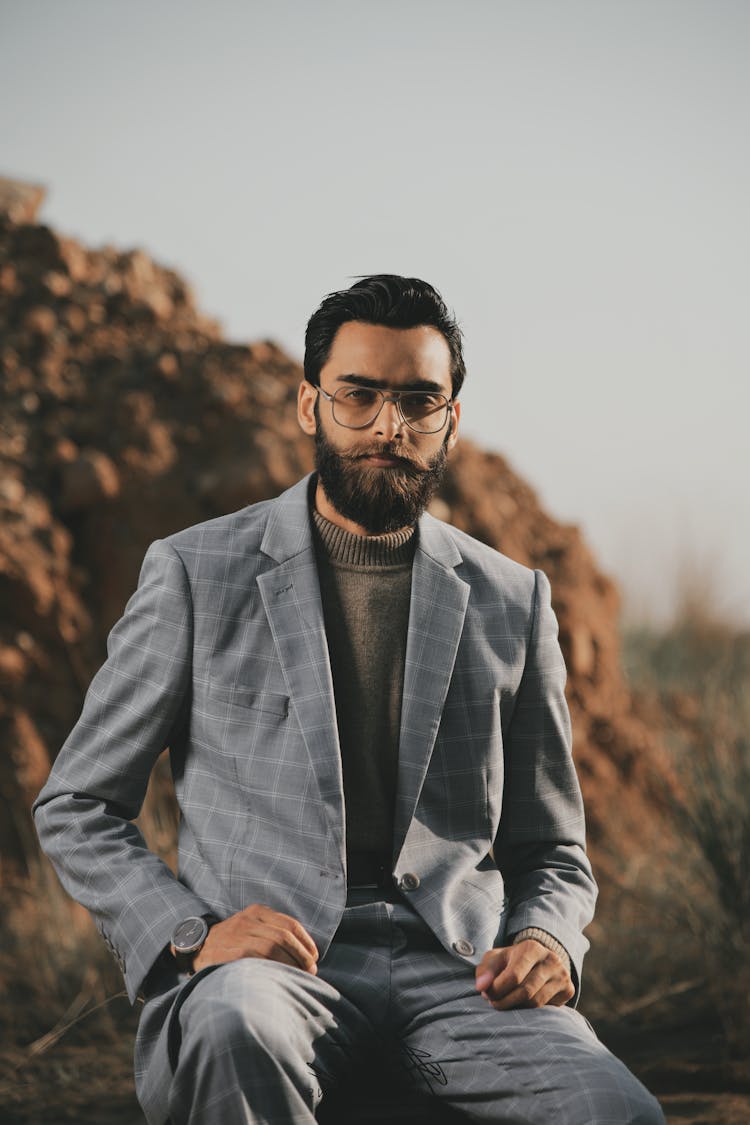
[0,176,46,223]
[0,195,663,874]
[23,305,57,336]
[59,449,121,511]
[0,645,28,687]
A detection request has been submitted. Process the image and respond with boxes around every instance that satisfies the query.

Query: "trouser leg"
[163,958,372,1125]
[400,1000,665,1124]
[135,896,396,1125]
[387,904,666,1125]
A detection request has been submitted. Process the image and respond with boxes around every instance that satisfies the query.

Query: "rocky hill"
[0,178,660,874]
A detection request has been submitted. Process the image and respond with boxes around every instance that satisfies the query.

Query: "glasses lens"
[330,387,450,432]
[332,387,382,428]
[399,392,449,433]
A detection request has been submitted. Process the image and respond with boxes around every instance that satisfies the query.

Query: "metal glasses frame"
[315,384,454,434]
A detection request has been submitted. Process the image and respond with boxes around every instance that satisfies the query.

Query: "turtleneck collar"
[312,508,416,566]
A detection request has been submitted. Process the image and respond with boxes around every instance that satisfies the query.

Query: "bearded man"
[34,275,664,1124]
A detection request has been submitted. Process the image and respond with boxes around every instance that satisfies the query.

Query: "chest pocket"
[206,679,290,718]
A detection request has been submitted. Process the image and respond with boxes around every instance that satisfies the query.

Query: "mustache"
[347,443,430,472]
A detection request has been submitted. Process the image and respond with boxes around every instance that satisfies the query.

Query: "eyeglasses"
[315,384,454,434]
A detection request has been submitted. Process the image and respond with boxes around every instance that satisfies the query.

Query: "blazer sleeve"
[33,539,213,1004]
[493,568,598,1002]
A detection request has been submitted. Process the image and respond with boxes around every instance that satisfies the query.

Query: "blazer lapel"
[256,477,345,864]
[255,480,470,870]
[393,513,470,860]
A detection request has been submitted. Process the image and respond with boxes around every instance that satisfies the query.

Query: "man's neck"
[313,479,414,539]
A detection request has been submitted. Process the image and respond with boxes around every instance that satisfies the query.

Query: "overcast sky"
[2,0,747,624]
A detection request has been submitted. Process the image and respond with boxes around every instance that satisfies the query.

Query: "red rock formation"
[0,179,660,874]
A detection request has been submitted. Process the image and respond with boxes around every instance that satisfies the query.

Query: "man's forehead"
[324,321,453,390]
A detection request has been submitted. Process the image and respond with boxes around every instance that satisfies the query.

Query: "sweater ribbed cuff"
[512,927,571,977]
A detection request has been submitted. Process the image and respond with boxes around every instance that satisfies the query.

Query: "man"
[34,275,664,1124]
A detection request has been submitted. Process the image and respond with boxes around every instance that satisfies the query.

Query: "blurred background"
[1,2,748,1122]
[2,0,748,625]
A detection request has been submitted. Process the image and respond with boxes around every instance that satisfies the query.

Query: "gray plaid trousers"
[136,892,664,1125]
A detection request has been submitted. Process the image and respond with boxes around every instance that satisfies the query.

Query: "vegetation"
[621,614,750,1058]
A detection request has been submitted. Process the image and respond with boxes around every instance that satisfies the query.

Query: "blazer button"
[452,938,475,957]
[397,872,420,892]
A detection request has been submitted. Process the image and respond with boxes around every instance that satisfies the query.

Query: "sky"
[1,0,748,625]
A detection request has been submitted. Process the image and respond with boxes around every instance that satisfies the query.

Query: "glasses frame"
[315,383,454,435]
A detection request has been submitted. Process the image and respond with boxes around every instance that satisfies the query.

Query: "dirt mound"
[0,180,660,872]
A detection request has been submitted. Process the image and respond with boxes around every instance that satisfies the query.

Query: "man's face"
[298,321,460,534]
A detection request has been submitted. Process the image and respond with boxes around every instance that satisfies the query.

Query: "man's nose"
[373,397,404,439]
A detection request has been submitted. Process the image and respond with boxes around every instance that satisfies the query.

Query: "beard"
[314,419,450,535]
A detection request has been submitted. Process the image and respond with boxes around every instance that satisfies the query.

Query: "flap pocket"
[207,680,290,717]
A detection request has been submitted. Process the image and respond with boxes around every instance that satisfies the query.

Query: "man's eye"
[403,393,442,410]
[343,388,377,404]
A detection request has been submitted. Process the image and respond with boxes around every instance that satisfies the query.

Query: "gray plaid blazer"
[34,474,596,1005]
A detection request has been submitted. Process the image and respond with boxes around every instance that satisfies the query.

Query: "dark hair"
[303,274,466,398]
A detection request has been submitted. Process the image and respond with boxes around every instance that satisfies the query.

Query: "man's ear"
[297,381,318,436]
[447,399,461,451]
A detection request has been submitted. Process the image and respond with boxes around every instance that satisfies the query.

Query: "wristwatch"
[170,915,215,973]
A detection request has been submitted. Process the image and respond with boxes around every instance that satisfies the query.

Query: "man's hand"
[475,939,574,1010]
[192,904,319,975]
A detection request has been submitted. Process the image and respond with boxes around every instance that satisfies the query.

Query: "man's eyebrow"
[334,373,447,393]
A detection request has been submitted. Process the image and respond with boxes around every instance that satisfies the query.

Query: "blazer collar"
[414,509,464,571]
[259,473,318,563]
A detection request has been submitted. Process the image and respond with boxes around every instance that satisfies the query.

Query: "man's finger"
[195,905,320,973]
[253,907,319,961]
[254,919,319,972]
[242,928,318,973]
[545,982,576,1008]
[487,963,550,1009]
[481,948,544,1001]
[475,950,507,992]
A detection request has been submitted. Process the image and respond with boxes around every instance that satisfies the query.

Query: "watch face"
[173,916,208,952]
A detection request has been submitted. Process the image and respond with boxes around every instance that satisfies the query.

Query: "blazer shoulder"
[160,474,315,565]
[434,518,538,590]
[159,496,277,560]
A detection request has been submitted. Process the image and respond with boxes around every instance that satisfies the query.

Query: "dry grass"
[617,616,750,1058]
[0,762,177,1123]
[0,858,143,1123]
